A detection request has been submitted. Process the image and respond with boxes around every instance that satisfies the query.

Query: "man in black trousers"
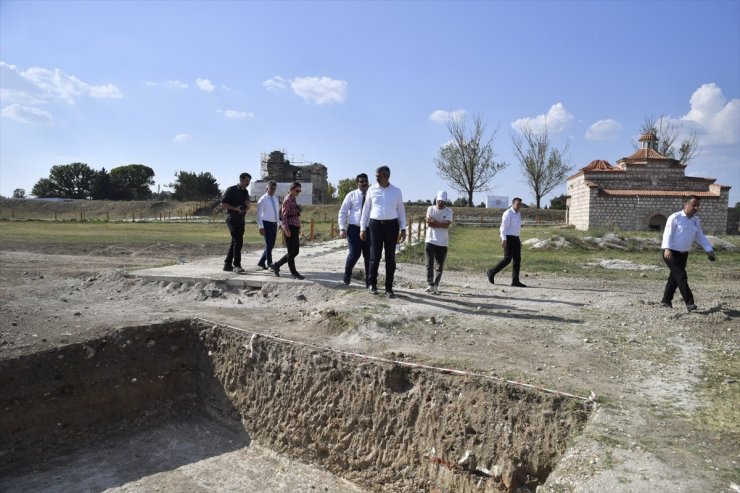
[221,172,251,273]
[487,197,526,287]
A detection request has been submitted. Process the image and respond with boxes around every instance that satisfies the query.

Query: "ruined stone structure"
[258,150,329,205]
[566,133,730,234]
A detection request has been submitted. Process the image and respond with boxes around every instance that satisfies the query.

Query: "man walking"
[425,191,453,294]
[338,173,371,286]
[360,166,407,298]
[221,172,251,273]
[256,180,280,271]
[487,197,526,287]
[661,195,716,311]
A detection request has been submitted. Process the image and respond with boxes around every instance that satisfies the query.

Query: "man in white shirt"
[360,165,407,298]
[424,191,453,294]
[256,180,280,270]
[661,195,716,311]
[487,197,526,287]
[338,173,371,286]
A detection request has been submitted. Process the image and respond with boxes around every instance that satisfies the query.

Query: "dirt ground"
[0,240,738,492]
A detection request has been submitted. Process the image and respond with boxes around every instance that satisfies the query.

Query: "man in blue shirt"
[661,195,716,311]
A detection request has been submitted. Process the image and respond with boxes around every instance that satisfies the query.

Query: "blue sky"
[1,0,739,206]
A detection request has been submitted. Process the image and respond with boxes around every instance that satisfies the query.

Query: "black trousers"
[368,218,400,292]
[224,215,245,267]
[490,235,521,282]
[344,224,370,285]
[425,243,448,286]
[662,250,694,305]
[274,225,300,276]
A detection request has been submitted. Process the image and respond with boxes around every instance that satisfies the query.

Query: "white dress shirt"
[661,210,713,253]
[256,192,280,228]
[338,189,366,228]
[360,183,407,231]
[425,206,453,247]
[499,207,521,240]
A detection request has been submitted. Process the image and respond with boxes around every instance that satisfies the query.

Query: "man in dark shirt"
[221,172,251,273]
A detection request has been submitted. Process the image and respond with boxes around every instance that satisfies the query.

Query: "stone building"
[254,150,329,205]
[566,133,730,234]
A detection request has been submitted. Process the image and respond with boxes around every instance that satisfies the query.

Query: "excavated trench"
[0,319,592,492]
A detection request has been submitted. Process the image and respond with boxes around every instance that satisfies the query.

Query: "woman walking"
[272,181,305,279]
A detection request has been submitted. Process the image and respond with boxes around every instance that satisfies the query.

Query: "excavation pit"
[1,319,592,492]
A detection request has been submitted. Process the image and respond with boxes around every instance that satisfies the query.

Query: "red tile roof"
[567,159,623,180]
[639,132,658,141]
[621,148,672,161]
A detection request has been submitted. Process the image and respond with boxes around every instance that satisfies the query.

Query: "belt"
[370,218,398,224]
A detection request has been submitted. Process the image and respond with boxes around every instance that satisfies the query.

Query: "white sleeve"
[499,209,509,241]
[397,188,406,230]
[360,190,371,231]
[694,218,714,252]
[661,215,675,249]
[256,196,265,228]
[338,192,351,229]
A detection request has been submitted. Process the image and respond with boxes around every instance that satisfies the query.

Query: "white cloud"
[220,109,254,119]
[429,109,466,124]
[512,102,574,134]
[262,76,290,91]
[1,103,53,125]
[5,63,123,103]
[173,133,192,143]
[683,83,740,145]
[291,76,347,104]
[585,119,621,140]
[165,80,188,89]
[195,78,215,92]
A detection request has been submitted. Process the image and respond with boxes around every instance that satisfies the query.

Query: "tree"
[435,114,508,206]
[12,188,26,199]
[452,197,468,207]
[336,177,357,203]
[91,168,115,200]
[637,115,700,165]
[110,164,155,200]
[549,194,567,210]
[325,181,337,204]
[171,171,220,201]
[511,124,571,209]
[31,162,96,199]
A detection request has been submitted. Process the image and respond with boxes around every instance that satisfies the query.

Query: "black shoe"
[660,301,673,309]
[386,290,395,299]
[486,269,495,284]
[291,273,305,280]
[273,265,280,277]
[268,265,274,272]
[369,286,378,295]
[223,265,233,272]
[257,263,267,270]
[511,281,527,288]
[342,276,351,285]
[686,303,698,312]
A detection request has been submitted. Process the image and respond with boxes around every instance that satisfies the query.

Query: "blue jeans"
[258,221,278,267]
[344,224,370,285]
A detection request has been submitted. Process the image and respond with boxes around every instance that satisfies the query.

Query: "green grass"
[398,224,740,281]
[0,220,338,246]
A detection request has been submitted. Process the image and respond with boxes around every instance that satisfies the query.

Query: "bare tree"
[435,114,508,206]
[636,115,700,165]
[511,123,571,209]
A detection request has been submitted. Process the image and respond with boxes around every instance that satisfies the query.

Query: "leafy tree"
[12,188,26,199]
[325,181,337,204]
[478,201,486,208]
[511,124,571,209]
[91,168,116,200]
[171,171,220,201]
[336,177,357,203]
[110,164,155,200]
[435,114,508,206]
[549,194,567,210]
[637,115,700,165]
[452,197,469,207]
[31,162,96,199]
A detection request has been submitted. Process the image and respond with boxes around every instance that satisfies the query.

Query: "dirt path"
[0,243,738,492]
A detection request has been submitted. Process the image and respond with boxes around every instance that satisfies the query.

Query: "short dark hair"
[684,195,700,203]
[376,166,390,178]
[268,180,277,187]
[240,172,252,180]
[290,181,302,190]
[512,197,522,204]
[356,173,368,182]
